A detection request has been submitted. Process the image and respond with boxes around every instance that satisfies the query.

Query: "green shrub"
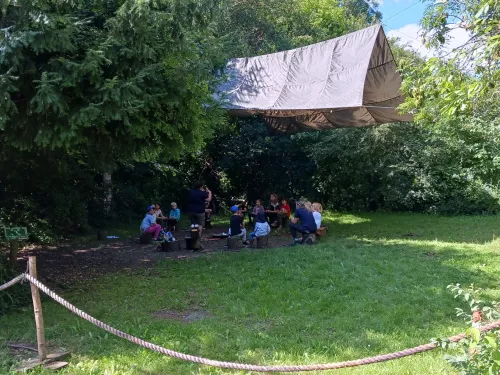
[437,284,500,374]
[0,251,30,316]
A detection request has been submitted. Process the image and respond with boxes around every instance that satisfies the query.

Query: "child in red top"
[273,198,291,229]
[280,199,291,217]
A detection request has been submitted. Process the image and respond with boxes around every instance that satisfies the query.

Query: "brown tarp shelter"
[216,24,412,134]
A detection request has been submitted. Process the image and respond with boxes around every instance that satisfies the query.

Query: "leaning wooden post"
[28,256,47,361]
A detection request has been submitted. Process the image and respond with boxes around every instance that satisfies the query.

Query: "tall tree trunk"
[103,171,112,215]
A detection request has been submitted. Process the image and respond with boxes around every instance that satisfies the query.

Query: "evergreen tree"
[0,0,224,161]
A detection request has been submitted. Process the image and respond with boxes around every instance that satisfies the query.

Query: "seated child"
[140,205,162,240]
[228,205,248,245]
[205,200,213,228]
[277,198,291,227]
[249,202,271,247]
[238,200,248,219]
[312,202,323,229]
[153,204,166,226]
[167,202,180,231]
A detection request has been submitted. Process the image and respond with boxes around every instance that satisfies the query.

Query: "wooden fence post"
[28,256,47,361]
[8,240,19,269]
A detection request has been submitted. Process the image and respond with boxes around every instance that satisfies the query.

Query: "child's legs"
[146,224,162,239]
[231,230,247,242]
[153,224,162,239]
[167,219,177,230]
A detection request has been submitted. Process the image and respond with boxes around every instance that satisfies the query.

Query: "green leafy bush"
[437,284,500,374]
[0,252,30,316]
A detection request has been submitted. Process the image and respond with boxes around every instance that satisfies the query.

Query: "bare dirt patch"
[14,224,292,288]
[152,309,210,323]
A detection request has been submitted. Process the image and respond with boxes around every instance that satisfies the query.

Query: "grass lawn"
[1,212,499,374]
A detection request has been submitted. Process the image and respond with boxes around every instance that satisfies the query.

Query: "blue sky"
[377,0,469,57]
[378,0,426,31]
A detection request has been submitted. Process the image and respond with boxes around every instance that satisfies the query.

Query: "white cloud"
[387,23,471,59]
[365,0,384,9]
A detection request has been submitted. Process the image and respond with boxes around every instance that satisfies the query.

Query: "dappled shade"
[216,25,413,134]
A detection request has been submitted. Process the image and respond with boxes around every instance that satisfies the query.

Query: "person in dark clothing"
[187,181,212,236]
[228,205,248,244]
[232,199,248,222]
[266,193,281,227]
[289,201,317,245]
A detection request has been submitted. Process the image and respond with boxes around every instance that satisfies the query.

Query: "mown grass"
[1,212,499,374]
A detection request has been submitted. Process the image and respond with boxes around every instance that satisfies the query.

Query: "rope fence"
[0,273,25,291]
[2,272,500,372]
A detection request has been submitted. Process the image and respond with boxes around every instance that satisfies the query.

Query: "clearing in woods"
[1,212,499,375]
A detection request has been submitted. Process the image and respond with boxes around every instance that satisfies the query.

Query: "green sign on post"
[4,227,28,240]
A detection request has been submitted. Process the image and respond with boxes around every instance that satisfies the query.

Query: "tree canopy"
[0,0,224,165]
[399,0,500,121]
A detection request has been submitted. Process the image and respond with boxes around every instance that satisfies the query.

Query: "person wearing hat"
[228,205,248,245]
[140,205,162,240]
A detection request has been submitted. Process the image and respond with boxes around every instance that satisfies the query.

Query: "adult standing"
[187,181,212,236]
[289,201,317,246]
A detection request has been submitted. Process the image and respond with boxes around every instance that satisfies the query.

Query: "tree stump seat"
[190,229,201,251]
[316,226,328,237]
[227,237,240,250]
[139,231,153,244]
[161,240,181,252]
[256,235,269,248]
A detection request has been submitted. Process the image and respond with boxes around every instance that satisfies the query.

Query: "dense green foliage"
[441,284,500,375]
[400,0,499,120]
[0,0,225,240]
[0,0,223,155]
[0,253,29,316]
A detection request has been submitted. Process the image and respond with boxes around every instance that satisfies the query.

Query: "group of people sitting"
[289,200,323,245]
[140,183,324,247]
[140,203,181,241]
[228,194,324,246]
[140,182,215,241]
[227,200,269,247]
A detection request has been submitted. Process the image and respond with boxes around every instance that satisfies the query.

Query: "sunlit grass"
[1,212,499,374]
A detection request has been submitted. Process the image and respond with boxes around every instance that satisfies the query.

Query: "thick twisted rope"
[0,274,25,291]
[4,274,500,372]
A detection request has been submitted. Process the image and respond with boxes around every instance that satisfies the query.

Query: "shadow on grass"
[2,233,499,374]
